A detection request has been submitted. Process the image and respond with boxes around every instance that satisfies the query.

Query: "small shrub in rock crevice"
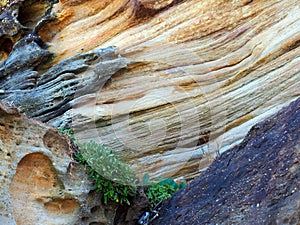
[59,128,186,207]
[74,141,138,205]
[142,174,186,208]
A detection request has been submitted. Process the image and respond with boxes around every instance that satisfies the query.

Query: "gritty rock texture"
[156,97,300,225]
[0,1,299,224]
[0,102,148,225]
[0,101,79,224]
[44,0,300,180]
[0,0,299,182]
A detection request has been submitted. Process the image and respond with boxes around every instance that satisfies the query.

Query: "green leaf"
[103,195,108,205]
[109,190,114,197]
[73,140,138,205]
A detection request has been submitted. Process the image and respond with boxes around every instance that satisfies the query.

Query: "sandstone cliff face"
[0,0,299,224]
[1,0,300,181]
[52,0,300,181]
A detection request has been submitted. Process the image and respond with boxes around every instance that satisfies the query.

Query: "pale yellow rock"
[41,0,300,180]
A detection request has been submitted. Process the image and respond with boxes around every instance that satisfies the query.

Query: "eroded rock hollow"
[0,102,147,224]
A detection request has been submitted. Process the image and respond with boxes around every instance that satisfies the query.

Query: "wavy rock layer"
[46,0,300,180]
[1,0,300,181]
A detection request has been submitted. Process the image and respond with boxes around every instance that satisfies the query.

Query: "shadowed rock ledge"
[156,97,300,225]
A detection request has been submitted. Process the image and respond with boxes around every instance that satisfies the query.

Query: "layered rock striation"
[0,1,299,224]
[0,0,299,181]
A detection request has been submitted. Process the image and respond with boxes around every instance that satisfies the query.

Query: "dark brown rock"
[114,186,150,225]
[156,97,300,225]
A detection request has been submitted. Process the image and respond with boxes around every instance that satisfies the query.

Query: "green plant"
[58,128,185,207]
[143,174,186,208]
[59,127,75,141]
[74,141,138,205]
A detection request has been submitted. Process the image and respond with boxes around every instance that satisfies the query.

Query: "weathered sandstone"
[0,0,299,224]
[0,0,299,182]
[0,102,148,225]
